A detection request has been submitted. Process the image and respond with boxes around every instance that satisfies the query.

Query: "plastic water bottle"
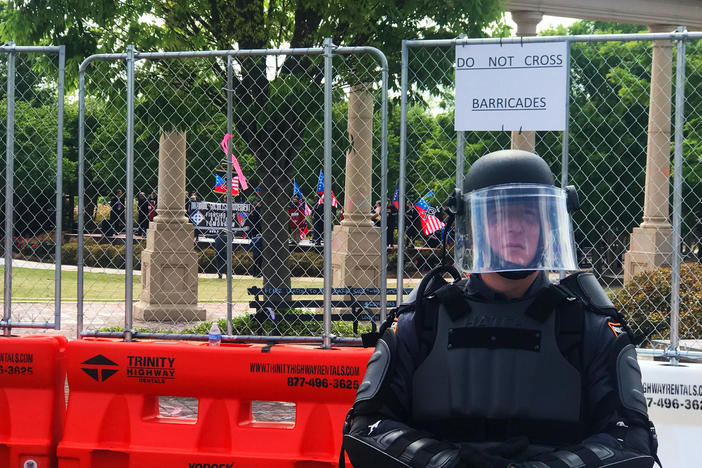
[208,322,222,347]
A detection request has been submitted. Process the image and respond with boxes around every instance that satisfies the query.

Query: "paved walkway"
[0,257,252,279]
[7,301,252,339]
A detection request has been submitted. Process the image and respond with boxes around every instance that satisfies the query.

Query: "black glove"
[486,437,529,459]
[458,443,516,468]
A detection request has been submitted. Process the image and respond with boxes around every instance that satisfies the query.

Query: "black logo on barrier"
[81,354,118,382]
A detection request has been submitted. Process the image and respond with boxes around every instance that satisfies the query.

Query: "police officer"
[343,150,659,468]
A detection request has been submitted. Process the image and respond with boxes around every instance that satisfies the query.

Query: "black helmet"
[453,150,578,277]
[463,149,555,193]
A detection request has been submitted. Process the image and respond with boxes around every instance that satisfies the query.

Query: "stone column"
[134,131,205,321]
[510,10,543,152]
[331,83,381,288]
[623,25,676,283]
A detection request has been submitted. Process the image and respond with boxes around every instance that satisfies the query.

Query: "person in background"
[371,201,382,226]
[247,200,263,277]
[109,189,125,235]
[313,193,325,246]
[214,228,227,279]
[288,195,305,244]
[386,200,398,247]
[148,190,158,223]
[137,191,150,236]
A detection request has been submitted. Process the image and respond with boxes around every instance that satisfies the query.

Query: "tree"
[3,0,503,292]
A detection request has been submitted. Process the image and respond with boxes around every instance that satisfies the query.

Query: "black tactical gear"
[343,267,659,468]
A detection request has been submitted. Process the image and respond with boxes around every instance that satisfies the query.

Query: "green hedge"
[613,263,702,345]
[102,312,373,337]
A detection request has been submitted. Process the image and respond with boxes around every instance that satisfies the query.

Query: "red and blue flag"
[214,174,240,195]
[414,190,445,235]
[316,170,325,194]
[392,184,399,209]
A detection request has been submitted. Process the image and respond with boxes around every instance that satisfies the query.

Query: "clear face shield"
[454,184,577,274]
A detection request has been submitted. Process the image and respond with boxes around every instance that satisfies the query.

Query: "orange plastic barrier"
[0,335,68,468]
[58,339,373,467]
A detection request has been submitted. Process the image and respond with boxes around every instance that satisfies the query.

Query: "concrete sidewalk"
[9,301,252,339]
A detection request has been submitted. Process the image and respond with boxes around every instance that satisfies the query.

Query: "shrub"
[289,251,323,277]
[104,312,373,338]
[612,263,702,345]
[197,247,253,274]
[83,239,144,270]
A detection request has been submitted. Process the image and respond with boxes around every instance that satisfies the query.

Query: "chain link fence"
[4,32,702,356]
[75,43,390,344]
[0,44,65,334]
[398,31,702,356]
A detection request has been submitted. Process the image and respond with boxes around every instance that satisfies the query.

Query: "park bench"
[247,287,413,335]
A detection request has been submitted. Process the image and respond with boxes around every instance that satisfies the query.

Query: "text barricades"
[0,335,68,468]
[640,359,702,467]
[58,339,373,467]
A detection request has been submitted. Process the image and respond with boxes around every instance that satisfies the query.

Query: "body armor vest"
[411,293,583,443]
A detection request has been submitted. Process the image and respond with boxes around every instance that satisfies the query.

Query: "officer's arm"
[343,314,465,468]
[516,319,658,468]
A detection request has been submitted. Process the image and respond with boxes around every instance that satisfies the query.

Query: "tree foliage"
[2,0,503,289]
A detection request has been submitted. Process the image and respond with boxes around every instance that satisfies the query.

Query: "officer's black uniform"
[342,150,659,468]
[343,270,659,468]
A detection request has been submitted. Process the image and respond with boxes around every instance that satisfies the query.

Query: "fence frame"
[76,42,389,346]
[398,29,702,362]
[0,43,65,334]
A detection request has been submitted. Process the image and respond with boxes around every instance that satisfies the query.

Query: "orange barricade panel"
[0,335,68,468]
[58,339,373,468]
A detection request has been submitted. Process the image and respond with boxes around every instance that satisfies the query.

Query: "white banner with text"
[455,41,568,131]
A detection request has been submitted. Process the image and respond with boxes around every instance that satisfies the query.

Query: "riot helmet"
[453,150,578,277]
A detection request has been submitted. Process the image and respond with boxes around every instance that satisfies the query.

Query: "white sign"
[455,41,567,131]
[640,359,702,467]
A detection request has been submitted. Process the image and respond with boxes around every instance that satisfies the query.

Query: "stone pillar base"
[331,224,381,288]
[134,220,205,322]
[623,224,673,283]
[133,303,206,322]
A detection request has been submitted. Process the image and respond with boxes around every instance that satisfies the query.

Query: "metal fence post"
[560,40,572,281]
[456,36,467,204]
[3,42,15,336]
[379,48,390,323]
[322,38,334,349]
[397,40,409,305]
[669,27,687,365]
[54,45,66,330]
[124,45,136,341]
[77,64,87,339]
[226,54,234,336]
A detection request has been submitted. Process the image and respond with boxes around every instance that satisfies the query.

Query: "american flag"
[214,174,240,195]
[392,184,399,209]
[317,192,339,208]
[414,191,445,235]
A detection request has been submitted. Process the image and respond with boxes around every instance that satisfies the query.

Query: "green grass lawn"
[1,266,415,302]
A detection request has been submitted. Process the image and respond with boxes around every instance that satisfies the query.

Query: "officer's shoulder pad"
[559,271,615,314]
